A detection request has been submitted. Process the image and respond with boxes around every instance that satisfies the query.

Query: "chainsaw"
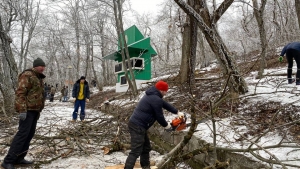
[171,113,209,131]
[171,113,187,131]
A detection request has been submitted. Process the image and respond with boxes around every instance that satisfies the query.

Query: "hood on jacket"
[75,79,88,85]
[145,86,163,98]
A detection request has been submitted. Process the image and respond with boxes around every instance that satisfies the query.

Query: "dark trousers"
[4,111,39,163]
[49,94,54,102]
[286,49,300,81]
[124,122,151,169]
[72,99,86,120]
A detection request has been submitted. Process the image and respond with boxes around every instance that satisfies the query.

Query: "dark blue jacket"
[280,42,300,56]
[72,79,90,100]
[129,86,178,130]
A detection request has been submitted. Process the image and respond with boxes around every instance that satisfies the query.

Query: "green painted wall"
[118,25,144,50]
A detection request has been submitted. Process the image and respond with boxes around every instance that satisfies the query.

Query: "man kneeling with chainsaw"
[124,80,184,169]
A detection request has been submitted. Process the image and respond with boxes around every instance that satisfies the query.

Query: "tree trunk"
[84,32,90,78]
[0,17,19,116]
[113,0,138,96]
[253,0,268,79]
[174,0,248,94]
[98,19,106,88]
[75,0,81,78]
[295,0,300,29]
[179,0,199,94]
[198,32,207,68]
[179,22,190,84]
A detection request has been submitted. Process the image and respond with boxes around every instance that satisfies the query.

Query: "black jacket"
[72,79,90,100]
[280,42,300,56]
[129,86,178,130]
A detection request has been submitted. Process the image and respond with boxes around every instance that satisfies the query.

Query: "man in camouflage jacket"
[1,58,46,169]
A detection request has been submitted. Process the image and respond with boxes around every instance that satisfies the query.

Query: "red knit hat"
[155,80,169,91]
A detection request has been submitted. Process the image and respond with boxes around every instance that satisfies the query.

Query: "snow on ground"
[188,65,300,168]
[1,63,300,169]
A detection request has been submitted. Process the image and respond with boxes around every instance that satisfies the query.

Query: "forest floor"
[0,54,300,168]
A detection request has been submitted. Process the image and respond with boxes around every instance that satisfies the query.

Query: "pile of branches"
[0,99,134,168]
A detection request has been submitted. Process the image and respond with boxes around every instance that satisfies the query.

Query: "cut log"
[101,142,130,154]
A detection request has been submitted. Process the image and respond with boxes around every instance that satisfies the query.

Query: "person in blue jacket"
[72,76,90,121]
[279,42,300,85]
[124,80,183,169]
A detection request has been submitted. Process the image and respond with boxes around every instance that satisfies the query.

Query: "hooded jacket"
[129,86,178,130]
[280,42,300,56]
[15,68,46,113]
[72,79,90,100]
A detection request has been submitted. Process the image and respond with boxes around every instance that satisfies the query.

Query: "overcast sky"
[129,0,164,15]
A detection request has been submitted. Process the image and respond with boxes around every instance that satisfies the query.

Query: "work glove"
[19,112,27,121]
[164,123,173,132]
[86,98,90,102]
[278,56,283,62]
[177,112,185,118]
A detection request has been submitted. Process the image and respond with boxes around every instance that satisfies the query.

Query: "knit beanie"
[155,80,168,91]
[80,76,86,80]
[33,58,46,67]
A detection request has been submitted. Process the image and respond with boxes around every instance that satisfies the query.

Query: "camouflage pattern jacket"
[15,68,46,113]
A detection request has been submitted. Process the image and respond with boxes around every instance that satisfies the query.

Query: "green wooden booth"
[103,25,157,92]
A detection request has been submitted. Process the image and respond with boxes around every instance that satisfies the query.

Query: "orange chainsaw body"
[171,117,187,131]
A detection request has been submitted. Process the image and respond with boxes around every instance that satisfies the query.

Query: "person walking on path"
[124,80,183,169]
[60,86,65,102]
[63,86,68,102]
[49,85,56,102]
[1,58,46,169]
[279,42,300,85]
[72,76,90,121]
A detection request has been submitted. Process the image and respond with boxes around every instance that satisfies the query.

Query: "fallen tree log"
[101,140,130,155]
[204,159,230,169]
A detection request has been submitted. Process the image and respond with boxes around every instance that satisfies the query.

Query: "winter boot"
[1,162,15,169]
[141,166,151,169]
[288,78,295,84]
[15,159,34,165]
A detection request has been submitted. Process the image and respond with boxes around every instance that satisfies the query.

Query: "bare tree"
[112,0,138,96]
[174,0,248,94]
[94,17,109,88]
[253,0,268,79]
[58,0,83,78]
[74,0,81,78]
[295,0,300,30]
[0,1,20,116]
[178,0,199,93]
[0,16,18,117]
[17,0,40,71]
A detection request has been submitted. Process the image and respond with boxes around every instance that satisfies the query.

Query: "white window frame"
[125,57,144,70]
[120,75,127,86]
[115,57,144,74]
